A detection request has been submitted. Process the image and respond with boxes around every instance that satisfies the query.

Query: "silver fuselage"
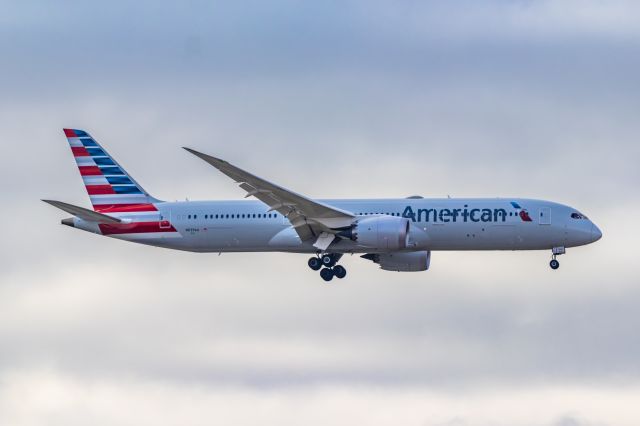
[70,197,602,254]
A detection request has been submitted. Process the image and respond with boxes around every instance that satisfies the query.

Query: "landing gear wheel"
[320,267,334,282]
[308,257,322,271]
[550,259,560,270]
[321,254,336,267]
[333,265,347,279]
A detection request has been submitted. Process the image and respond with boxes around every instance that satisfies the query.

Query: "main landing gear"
[549,246,565,270]
[308,253,346,282]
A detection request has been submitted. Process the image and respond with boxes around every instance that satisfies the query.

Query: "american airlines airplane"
[44,129,602,281]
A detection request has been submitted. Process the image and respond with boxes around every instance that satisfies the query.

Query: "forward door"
[538,207,551,225]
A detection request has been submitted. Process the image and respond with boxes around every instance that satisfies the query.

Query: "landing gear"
[321,253,337,267]
[320,267,334,282]
[308,257,322,271]
[333,265,347,279]
[549,246,565,270]
[312,253,347,281]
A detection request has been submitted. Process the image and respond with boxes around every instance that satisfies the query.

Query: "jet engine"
[339,216,410,250]
[361,251,431,272]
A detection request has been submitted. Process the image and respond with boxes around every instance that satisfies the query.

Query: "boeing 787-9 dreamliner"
[44,129,602,281]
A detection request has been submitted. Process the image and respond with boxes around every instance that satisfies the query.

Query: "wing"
[183,148,354,246]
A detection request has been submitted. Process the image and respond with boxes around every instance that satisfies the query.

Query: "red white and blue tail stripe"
[63,128,159,213]
[63,128,178,237]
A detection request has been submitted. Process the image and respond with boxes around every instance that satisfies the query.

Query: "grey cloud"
[0,374,629,426]
[0,239,638,388]
[1,0,640,424]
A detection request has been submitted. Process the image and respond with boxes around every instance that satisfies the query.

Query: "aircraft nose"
[591,223,602,242]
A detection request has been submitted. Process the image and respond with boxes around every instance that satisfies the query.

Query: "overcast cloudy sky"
[1,1,640,425]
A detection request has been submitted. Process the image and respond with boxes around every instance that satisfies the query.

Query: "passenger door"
[539,207,551,225]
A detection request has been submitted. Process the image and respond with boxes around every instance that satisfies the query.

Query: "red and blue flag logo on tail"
[63,128,177,235]
[63,128,158,213]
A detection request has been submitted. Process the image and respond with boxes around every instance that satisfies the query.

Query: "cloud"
[0,370,633,426]
[2,0,640,424]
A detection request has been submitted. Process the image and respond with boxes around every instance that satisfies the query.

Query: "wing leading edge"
[183,148,354,246]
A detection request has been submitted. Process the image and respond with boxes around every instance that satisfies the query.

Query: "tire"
[550,259,560,270]
[321,254,335,267]
[320,268,334,282]
[308,257,322,271]
[333,265,347,279]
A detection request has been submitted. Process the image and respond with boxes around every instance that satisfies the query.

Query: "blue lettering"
[417,208,437,222]
[402,206,416,222]
[401,204,507,224]
[462,204,470,222]
[494,208,507,222]
[439,209,452,223]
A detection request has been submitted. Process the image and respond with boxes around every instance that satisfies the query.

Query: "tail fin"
[63,128,160,213]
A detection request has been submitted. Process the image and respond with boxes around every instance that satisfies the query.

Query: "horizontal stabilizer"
[42,199,121,224]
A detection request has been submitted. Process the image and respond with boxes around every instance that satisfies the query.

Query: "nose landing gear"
[549,246,565,270]
[308,253,346,282]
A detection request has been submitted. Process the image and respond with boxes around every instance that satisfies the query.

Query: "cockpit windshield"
[571,212,588,220]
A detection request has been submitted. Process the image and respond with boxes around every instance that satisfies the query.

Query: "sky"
[1,1,640,425]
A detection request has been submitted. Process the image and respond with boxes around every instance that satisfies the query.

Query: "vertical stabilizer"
[63,128,160,213]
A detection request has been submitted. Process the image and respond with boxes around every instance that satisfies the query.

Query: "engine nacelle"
[345,216,410,250]
[362,251,431,272]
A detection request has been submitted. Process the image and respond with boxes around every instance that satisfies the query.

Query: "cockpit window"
[571,212,588,219]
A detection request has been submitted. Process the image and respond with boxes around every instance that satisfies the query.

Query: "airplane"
[44,129,602,281]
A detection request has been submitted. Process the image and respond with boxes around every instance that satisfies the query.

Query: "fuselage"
[69,197,602,254]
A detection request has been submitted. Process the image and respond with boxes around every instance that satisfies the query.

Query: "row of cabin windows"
[180,213,279,220]
[179,210,527,220]
[357,211,527,217]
